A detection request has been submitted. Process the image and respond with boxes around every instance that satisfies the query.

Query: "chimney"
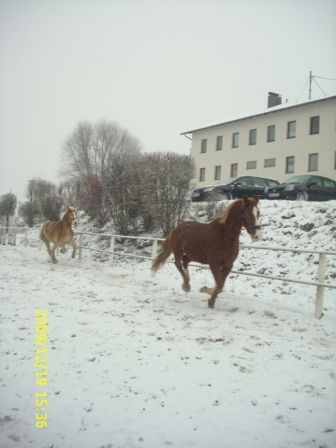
[267,92,282,108]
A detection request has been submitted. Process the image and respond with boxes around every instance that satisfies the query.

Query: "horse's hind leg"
[44,240,57,264]
[71,239,77,258]
[59,242,66,254]
[174,253,191,292]
[50,242,58,264]
[182,255,190,288]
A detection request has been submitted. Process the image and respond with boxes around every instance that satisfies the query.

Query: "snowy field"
[0,199,336,448]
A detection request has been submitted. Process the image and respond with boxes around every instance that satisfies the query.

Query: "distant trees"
[19,179,63,226]
[62,120,194,235]
[13,119,194,234]
[62,120,141,225]
[0,193,17,227]
[135,153,194,235]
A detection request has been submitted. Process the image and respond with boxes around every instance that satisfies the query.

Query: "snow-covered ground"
[0,199,335,448]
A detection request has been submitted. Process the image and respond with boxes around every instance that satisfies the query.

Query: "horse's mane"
[218,199,242,224]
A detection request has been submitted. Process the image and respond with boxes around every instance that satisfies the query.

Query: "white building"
[181,94,336,187]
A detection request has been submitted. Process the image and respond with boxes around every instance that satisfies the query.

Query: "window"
[308,153,318,172]
[246,160,257,170]
[322,178,335,189]
[230,163,238,177]
[216,136,223,151]
[199,167,205,182]
[287,121,296,139]
[310,176,323,187]
[253,177,267,187]
[214,165,221,180]
[267,125,275,142]
[232,132,239,148]
[267,180,279,187]
[264,158,276,168]
[238,177,254,186]
[201,139,207,153]
[286,156,295,173]
[310,116,320,135]
[249,129,257,145]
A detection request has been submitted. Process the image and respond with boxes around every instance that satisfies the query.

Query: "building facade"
[182,95,336,187]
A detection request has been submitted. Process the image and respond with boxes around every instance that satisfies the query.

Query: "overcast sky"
[1,0,335,200]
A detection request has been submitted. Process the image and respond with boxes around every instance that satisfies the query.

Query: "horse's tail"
[40,224,46,242]
[151,232,173,274]
[38,225,46,250]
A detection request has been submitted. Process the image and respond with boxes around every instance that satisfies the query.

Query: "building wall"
[190,97,336,186]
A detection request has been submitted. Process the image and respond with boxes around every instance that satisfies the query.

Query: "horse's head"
[241,197,262,242]
[64,207,77,225]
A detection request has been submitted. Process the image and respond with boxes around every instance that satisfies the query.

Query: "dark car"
[191,176,279,202]
[189,184,216,202]
[266,175,336,201]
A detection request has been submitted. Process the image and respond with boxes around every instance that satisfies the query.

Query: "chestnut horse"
[151,197,262,308]
[40,207,77,264]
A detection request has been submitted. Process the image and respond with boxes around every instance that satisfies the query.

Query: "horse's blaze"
[252,206,262,241]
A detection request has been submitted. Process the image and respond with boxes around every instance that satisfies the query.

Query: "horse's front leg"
[71,238,77,258]
[207,264,231,308]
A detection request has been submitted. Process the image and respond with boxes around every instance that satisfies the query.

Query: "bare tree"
[62,120,141,225]
[19,202,38,227]
[104,151,142,234]
[19,179,61,226]
[0,193,17,228]
[138,153,194,235]
[40,195,63,221]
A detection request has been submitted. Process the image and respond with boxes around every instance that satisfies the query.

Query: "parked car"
[266,175,336,201]
[191,176,280,202]
[189,184,216,202]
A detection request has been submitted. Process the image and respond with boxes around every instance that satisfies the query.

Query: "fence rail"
[70,231,336,320]
[1,226,335,319]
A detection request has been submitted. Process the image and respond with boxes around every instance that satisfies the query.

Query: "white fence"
[1,226,336,319]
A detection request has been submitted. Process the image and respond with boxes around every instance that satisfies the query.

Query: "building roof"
[180,95,336,135]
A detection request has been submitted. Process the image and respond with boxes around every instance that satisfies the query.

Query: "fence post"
[151,240,158,259]
[12,227,17,246]
[24,228,29,244]
[315,253,327,319]
[78,233,83,261]
[109,237,115,264]
[0,227,5,245]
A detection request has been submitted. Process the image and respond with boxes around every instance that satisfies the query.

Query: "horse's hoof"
[72,254,75,258]
[208,300,215,308]
[182,283,190,292]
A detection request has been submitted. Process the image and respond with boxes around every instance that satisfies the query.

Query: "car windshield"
[283,175,311,185]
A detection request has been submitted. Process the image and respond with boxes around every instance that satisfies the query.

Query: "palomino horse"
[40,207,77,264]
[152,197,262,308]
